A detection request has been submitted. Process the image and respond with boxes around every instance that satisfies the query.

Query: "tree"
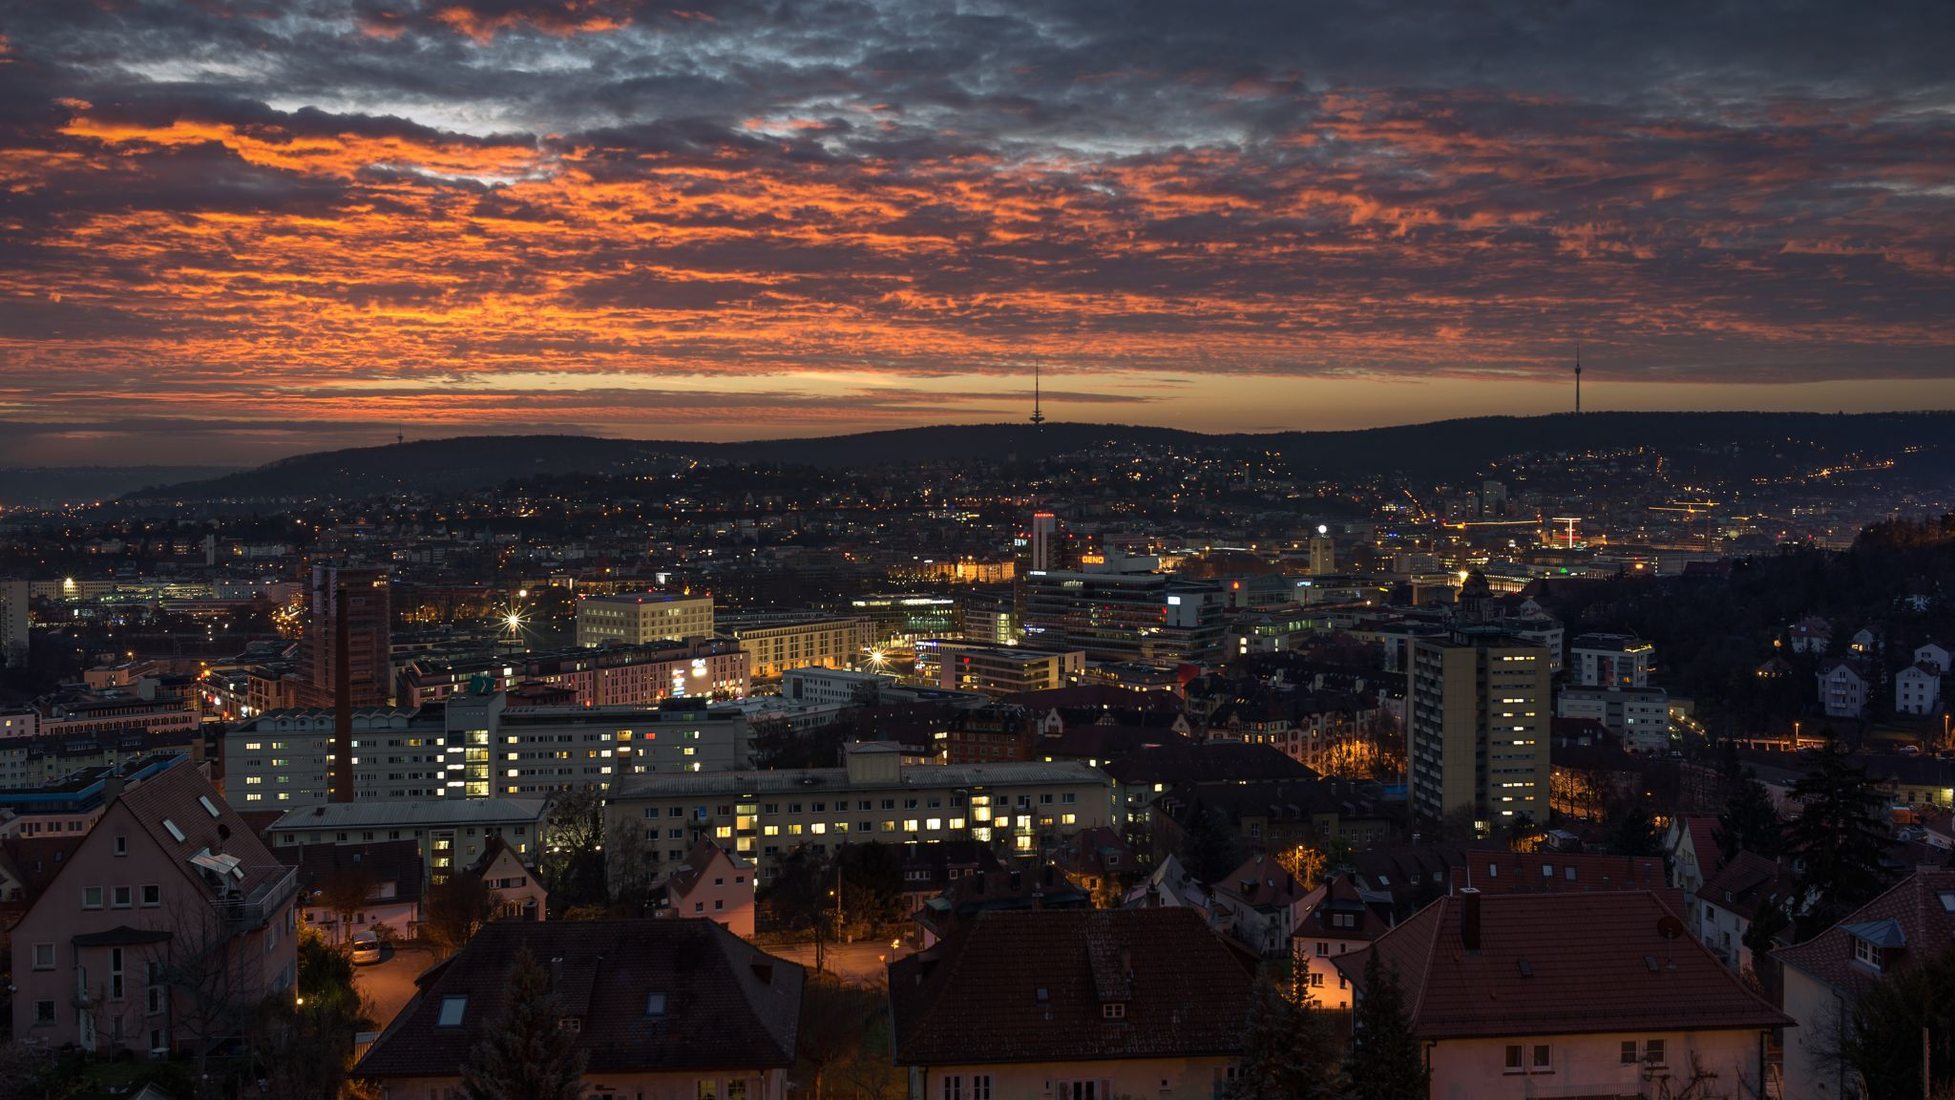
[423,872,498,958]
[461,947,588,1100]
[1227,969,1345,1100]
[539,788,608,910]
[314,861,381,945]
[1844,944,1955,1099]
[1607,799,1662,858]
[1182,804,1241,887]
[1714,767,1782,864]
[1345,951,1429,1100]
[1786,743,1890,936]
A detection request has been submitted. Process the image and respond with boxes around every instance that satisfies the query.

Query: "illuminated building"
[575,591,715,647]
[1407,629,1551,829]
[1021,569,1224,663]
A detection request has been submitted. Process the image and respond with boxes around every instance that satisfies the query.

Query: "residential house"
[8,765,299,1056]
[1049,826,1136,905]
[1789,617,1833,655]
[1896,663,1942,716]
[914,863,1090,948]
[899,840,1005,919]
[464,836,546,922]
[1917,642,1952,675]
[1818,661,1868,719]
[661,839,756,938]
[889,908,1257,1100]
[1664,814,1722,922]
[280,839,423,943]
[1694,851,1795,977]
[1293,874,1391,1010]
[1775,869,1955,1100]
[1335,890,1789,1100]
[1207,853,1308,957]
[355,919,803,1099]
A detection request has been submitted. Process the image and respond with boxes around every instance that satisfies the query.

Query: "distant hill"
[0,466,242,507]
[130,411,1955,502]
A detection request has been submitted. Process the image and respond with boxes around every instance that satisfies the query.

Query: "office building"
[1306,528,1336,575]
[297,563,392,709]
[727,615,876,681]
[1557,685,1671,754]
[1570,633,1654,689]
[266,797,548,882]
[227,691,757,806]
[1021,570,1223,663]
[913,640,1085,695]
[575,592,715,648]
[1029,511,1058,572]
[606,742,1113,879]
[397,638,749,708]
[1407,629,1552,829]
[0,579,28,667]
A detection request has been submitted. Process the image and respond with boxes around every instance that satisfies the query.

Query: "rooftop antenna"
[1030,364,1046,426]
[1574,341,1583,415]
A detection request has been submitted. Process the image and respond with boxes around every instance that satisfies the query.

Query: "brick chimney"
[1459,887,1482,953]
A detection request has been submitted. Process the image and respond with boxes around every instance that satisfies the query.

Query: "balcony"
[216,864,300,931]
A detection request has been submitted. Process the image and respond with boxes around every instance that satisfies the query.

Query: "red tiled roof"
[1696,851,1793,923]
[889,907,1257,1066]
[1775,869,1955,1000]
[1334,891,1789,1039]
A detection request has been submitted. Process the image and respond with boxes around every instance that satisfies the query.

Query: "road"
[768,938,914,984]
[352,943,437,1032]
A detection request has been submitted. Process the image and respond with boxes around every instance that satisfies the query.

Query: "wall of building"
[914,1056,1237,1100]
[1428,1029,1766,1100]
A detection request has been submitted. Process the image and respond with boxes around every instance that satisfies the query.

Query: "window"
[1621,1040,1640,1065]
[971,1076,991,1100]
[646,992,667,1016]
[162,819,185,842]
[437,995,468,1027]
[142,884,161,907]
[1504,1045,1524,1073]
[83,886,103,909]
[1103,1002,1126,1019]
[1644,1039,1666,1066]
[113,835,127,856]
[34,1000,55,1026]
[32,943,54,970]
[943,1078,964,1100]
[1056,1082,1102,1100]
[1532,1044,1552,1071]
[1854,936,1881,968]
[697,1081,719,1100]
[112,885,132,909]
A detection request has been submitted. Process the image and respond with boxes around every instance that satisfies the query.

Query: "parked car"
[350,930,382,964]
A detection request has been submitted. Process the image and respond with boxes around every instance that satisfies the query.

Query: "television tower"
[1030,364,1045,426]
[1574,341,1583,415]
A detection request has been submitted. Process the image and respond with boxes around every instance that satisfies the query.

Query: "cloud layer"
[1,0,1952,462]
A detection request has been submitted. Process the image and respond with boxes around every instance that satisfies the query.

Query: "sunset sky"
[2,0,1952,465]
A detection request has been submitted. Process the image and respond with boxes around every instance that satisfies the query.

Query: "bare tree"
[139,895,284,1097]
[313,862,381,945]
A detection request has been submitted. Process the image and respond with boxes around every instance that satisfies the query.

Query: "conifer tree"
[1228,969,1345,1100]
[1786,742,1889,937]
[1345,950,1429,1100]
[461,947,587,1100]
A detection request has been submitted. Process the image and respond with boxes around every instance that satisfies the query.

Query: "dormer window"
[437,995,468,1027]
[1854,937,1882,970]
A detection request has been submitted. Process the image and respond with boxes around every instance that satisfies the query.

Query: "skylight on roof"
[198,795,221,818]
[646,992,667,1017]
[162,819,185,842]
[438,996,467,1027]
[1940,892,1955,913]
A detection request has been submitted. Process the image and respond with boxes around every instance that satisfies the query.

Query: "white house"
[1818,661,1867,719]
[1789,617,1832,655]
[1896,663,1942,716]
[1916,642,1952,675]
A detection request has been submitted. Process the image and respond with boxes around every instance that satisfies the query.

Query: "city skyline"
[2,0,1953,465]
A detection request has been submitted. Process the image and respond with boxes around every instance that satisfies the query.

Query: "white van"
[350,930,382,964]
